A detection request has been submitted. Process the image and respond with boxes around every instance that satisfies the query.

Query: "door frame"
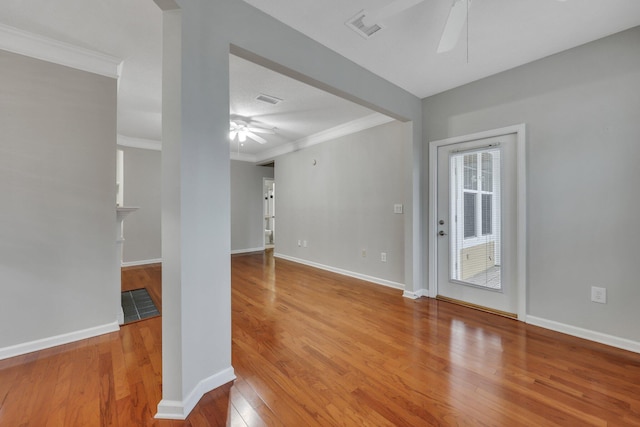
[263,177,275,249]
[428,124,527,321]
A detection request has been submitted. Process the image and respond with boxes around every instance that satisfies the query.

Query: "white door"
[436,133,519,316]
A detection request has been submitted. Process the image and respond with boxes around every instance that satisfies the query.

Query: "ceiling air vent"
[256,93,283,105]
[345,10,383,39]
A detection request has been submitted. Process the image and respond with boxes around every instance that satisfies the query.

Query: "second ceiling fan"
[229,118,275,144]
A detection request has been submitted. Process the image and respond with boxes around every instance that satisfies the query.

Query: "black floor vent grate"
[121,288,160,324]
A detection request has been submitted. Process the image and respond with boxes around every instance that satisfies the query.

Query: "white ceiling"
[229,54,379,158]
[244,0,640,98]
[1,0,639,158]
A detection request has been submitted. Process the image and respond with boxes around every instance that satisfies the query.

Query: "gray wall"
[276,120,408,286]
[0,50,118,350]
[422,27,640,342]
[122,147,162,264]
[230,160,274,253]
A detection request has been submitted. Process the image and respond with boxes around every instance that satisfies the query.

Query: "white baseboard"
[527,315,640,354]
[274,253,404,290]
[155,366,236,420]
[121,258,162,267]
[231,247,265,255]
[0,321,120,361]
[403,288,429,299]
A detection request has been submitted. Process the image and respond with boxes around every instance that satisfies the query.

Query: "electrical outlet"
[394,204,403,214]
[303,240,307,248]
[591,286,607,304]
[361,249,367,257]
[381,252,387,262]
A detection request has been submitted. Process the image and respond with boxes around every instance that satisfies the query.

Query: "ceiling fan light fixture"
[229,118,274,144]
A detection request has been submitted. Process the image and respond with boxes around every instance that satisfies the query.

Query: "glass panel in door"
[450,149,501,290]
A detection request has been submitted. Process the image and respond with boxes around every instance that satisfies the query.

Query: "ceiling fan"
[353,0,566,53]
[349,0,469,53]
[229,118,275,144]
[437,0,471,53]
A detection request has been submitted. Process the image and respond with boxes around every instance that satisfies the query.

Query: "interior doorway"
[264,178,275,248]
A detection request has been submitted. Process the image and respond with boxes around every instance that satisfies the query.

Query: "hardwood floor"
[121,263,162,312]
[1,252,639,426]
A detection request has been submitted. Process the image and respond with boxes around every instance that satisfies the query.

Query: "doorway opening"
[264,178,275,249]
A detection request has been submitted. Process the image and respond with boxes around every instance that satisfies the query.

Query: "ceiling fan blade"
[246,127,275,135]
[365,0,425,24]
[246,131,267,144]
[437,0,469,53]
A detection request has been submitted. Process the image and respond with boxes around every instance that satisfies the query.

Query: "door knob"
[438,230,447,236]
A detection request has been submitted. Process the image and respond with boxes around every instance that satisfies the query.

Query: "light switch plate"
[394,204,403,214]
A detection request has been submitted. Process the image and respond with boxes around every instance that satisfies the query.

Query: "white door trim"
[428,124,527,321]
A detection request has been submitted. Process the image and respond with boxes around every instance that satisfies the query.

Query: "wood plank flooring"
[1,252,639,426]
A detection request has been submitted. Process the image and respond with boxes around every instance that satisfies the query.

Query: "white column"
[156,1,183,418]
[155,0,235,420]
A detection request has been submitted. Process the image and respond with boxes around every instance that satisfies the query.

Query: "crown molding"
[250,113,395,164]
[122,112,393,159]
[294,112,394,151]
[0,23,122,79]
[117,135,162,151]
[252,140,297,163]
[119,111,392,158]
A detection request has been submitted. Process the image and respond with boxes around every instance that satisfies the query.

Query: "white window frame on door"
[450,149,502,283]
[428,124,527,321]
